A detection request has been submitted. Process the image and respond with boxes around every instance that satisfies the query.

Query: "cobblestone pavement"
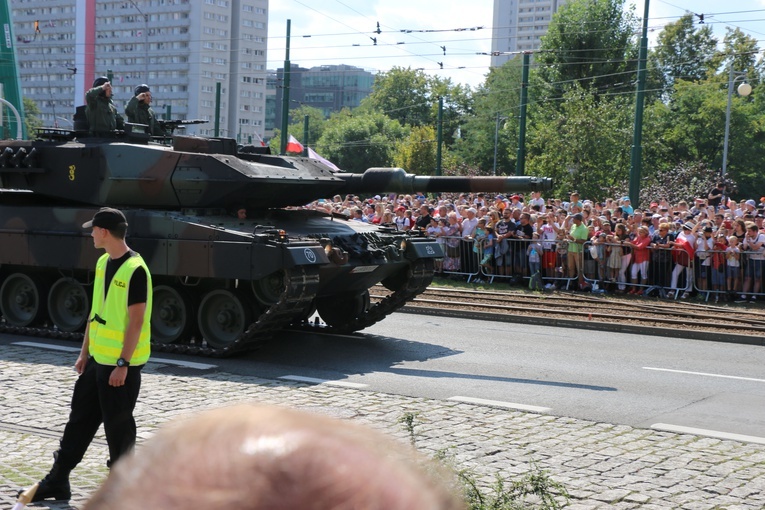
[1,343,764,509]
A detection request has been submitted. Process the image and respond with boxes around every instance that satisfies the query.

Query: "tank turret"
[0,131,553,356]
[334,167,552,196]
[0,136,550,210]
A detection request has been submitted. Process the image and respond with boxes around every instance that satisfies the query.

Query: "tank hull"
[0,193,440,354]
[0,133,551,355]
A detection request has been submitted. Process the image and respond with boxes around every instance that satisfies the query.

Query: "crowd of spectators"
[306,182,765,302]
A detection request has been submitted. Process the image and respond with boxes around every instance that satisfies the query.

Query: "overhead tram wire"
[272,0,492,82]
[288,0,445,66]
[329,2,485,81]
[656,0,765,41]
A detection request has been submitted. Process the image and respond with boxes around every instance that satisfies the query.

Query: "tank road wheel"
[0,273,47,327]
[251,271,286,307]
[316,290,370,328]
[197,290,252,349]
[47,278,90,332]
[152,285,196,344]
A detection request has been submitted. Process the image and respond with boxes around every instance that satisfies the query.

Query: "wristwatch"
[116,357,130,368]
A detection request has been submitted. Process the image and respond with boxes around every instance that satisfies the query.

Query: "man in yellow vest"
[25,207,152,502]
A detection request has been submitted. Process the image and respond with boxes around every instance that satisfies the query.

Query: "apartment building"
[10,0,268,139]
[266,63,373,139]
[491,0,567,67]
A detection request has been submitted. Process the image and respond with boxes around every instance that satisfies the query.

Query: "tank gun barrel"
[334,168,553,195]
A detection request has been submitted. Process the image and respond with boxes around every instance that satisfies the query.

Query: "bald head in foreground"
[84,405,465,510]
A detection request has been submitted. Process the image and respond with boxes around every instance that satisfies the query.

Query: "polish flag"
[307,147,340,171]
[252,131,267,147]
[285,134,304,154]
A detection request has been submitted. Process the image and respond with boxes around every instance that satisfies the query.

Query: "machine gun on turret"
[157,119,208,135]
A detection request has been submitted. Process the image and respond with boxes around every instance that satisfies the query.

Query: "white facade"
[10,0,268,139]
[491,0,567,67]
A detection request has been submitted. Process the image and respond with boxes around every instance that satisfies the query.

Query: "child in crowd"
[711,233,728,301]
[527,232,543,279]
[426,217,440,239]
[606,232,621,284]
[726,235,741,295]
[472,218,488,267]
[481,226,497,273]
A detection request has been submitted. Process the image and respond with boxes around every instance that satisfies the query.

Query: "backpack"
[529,271,543,291]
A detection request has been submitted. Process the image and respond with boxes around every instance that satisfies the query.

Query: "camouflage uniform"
[125,96,165,136]
[85,86,124,135]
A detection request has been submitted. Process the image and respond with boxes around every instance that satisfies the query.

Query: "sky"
[265,0,765,89]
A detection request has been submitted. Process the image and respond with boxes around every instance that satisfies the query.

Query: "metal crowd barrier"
[430,232,764,301]
[692,248,761,302]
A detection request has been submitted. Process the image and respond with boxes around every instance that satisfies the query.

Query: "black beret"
[134,84,150,96]
[92,76,109,88]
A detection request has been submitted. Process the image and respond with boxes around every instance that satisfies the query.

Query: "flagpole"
[279,20,291,155]
[302,114,309,157]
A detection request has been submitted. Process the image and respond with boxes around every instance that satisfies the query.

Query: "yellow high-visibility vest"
[88,252,152,365]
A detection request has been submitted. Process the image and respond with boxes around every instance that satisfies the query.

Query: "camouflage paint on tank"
[0,130,552,353]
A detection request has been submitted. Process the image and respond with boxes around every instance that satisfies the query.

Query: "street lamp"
[492,112,508,176]
[721,66,752,178]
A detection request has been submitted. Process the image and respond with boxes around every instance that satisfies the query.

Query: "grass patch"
[401,411,570,509]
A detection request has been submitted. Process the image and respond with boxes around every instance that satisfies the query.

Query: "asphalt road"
[4,312,765,443]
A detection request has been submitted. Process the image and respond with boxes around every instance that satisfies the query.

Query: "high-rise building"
[267,63,373,139]
[491,0,567,67]
[10,0,268,140]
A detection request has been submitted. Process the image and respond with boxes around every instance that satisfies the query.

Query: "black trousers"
[57,357,143,470]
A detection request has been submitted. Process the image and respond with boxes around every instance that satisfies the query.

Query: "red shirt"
[632,234,652,263]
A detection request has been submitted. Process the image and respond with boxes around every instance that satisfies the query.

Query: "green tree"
[536,0,638,99]
[717,27,760,83]
[23,97,42,138]
[361,67,432,127]
[427,76,474,147]
[269,106,327,154]
[393,125,439,175]
[525,86,633,199]
[453,59,524,175]
[642,77,764,198]
[651,14,717,88]
[288,105,327,147]
[316,110,408,173]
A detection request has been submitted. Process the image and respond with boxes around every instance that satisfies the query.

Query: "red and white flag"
[252,131,267,147]
[307,147,340,171]
[285,134,304,154]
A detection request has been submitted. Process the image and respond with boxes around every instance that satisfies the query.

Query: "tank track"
[0,266,320,358]
[295,259,435,335]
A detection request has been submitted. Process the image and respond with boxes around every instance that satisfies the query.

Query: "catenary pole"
[515,51,530,176]
[436,96,443,176]
[302,114,309,157]
[628,0,650,208]
[279,20,291,155]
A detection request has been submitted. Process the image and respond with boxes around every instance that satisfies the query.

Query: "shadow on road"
[382,366,616,391]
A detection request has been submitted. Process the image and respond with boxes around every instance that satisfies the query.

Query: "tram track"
[370,283,765,346]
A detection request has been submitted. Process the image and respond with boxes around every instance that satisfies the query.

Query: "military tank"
[0,127,552,356]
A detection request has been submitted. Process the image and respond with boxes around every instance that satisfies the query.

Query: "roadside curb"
[398,305,764,347]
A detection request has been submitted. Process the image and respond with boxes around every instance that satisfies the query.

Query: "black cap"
[573,213,584,221]
[82,207,128,230]
[134,84,150,96]
[93,76,109,88]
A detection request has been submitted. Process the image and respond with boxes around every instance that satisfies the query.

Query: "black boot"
[20,451,72,502]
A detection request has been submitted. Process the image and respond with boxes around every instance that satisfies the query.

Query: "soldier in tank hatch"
[125,84,166,136]
[85,76,125,136]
